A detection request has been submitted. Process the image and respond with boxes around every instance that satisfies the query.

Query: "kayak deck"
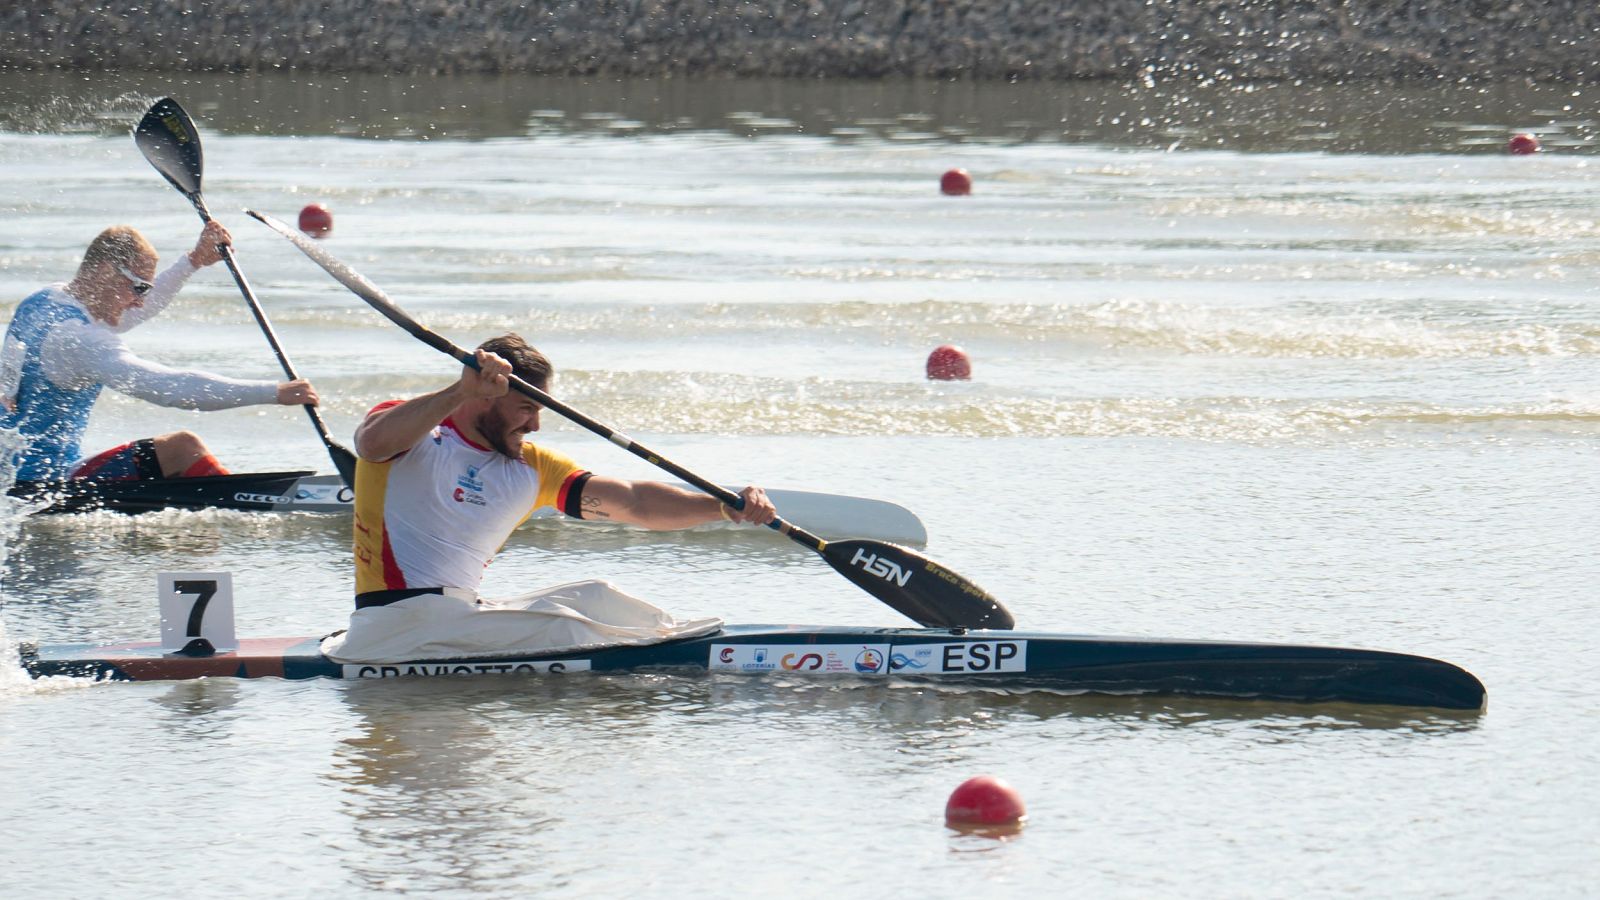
[7,474,928,544]
[20,625,1487,711]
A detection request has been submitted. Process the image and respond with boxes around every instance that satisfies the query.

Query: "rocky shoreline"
[2,1,1596,81]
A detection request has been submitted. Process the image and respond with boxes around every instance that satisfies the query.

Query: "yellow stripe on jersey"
[352,452,399,595]
[519,441,582,525]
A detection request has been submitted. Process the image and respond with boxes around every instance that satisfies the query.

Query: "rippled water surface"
[0,74,1596,897]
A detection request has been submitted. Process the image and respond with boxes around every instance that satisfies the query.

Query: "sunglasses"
[115,264,153,297]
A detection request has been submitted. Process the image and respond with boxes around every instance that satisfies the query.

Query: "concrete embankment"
[2,1,1595,81]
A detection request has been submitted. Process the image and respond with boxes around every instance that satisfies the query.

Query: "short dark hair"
[478,333,552,388]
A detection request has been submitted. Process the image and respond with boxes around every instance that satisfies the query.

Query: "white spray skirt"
[321,579,723,664]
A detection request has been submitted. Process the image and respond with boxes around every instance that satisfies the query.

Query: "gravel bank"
[3,1,1596,81]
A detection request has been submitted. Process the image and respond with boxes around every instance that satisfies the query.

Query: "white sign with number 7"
[158,572,237,653]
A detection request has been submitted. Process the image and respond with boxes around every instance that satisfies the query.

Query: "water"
[0,73,1596,896]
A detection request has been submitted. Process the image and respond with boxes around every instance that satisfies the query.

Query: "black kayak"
[20,624,1487,711]
[7,471,343,515]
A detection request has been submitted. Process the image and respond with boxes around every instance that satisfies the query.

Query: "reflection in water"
[328,677,601,894]
[0,71,1591,153]
[321,663,1479,887]
[150,678,247,740]
[703,673,1483,734]
[945,820,1027,843]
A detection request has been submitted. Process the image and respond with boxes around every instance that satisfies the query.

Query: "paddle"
[133,98,358,488]
[247,209,1015,631]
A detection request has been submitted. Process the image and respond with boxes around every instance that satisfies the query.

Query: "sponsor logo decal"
[234,491,289,504]
[889,641,1028,674]
[890,650,931,671]
[849,548,912,587]
[346,659,592,678]
[711,643,889,674]
[293,485,354,504]
[710,644,776,671]
[451,486,486,507]
[454,465,487,506]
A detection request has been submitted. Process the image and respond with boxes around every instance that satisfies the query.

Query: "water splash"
[0,428,94,696]
[0,426,33,582]
[0,617,93,698]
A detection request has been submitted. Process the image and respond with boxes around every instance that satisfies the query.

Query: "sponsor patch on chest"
[453,464,488,506]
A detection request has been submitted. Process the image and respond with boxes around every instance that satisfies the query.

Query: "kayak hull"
[8,471,335,514]
[8,474,927,543]
[19,625,1486,711]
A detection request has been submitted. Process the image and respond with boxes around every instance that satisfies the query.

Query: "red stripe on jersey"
[441,416,493,451]
[363,399,418,463]
[555,469,591,515]
[380,527,406,590]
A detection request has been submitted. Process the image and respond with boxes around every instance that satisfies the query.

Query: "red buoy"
[1507,133,1540,155]
[926,344,972,381]
[945,775,1026,827]
[298,203,334,238]
[940,168,973,196]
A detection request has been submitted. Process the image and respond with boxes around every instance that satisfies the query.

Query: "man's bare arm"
[579,478,776,530]
[354,349,509,461]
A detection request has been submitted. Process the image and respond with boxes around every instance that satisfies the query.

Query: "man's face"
[104,255,157,326]
[475,390,543,458]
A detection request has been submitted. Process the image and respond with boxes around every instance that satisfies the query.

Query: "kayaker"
[0,222,319,482]
[322,333,777,663]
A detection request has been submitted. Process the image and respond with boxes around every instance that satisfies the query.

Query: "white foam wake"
[0,428,93,696]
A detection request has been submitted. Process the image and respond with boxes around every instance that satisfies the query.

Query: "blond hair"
[78,226,156,274]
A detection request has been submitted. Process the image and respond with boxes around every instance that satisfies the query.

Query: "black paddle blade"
[327,443,359,489]
[134,98,203,197]
[821,539,1015,630]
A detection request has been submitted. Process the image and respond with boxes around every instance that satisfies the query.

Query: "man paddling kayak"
[0,222,318,481]
[322,333,777,663]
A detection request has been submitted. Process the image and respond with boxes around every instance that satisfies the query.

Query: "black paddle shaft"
[247,209,1014,630]
[133,98,357,487]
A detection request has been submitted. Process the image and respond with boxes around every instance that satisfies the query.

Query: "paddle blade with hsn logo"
[133,98,204,197]
[821,539,1015,630]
